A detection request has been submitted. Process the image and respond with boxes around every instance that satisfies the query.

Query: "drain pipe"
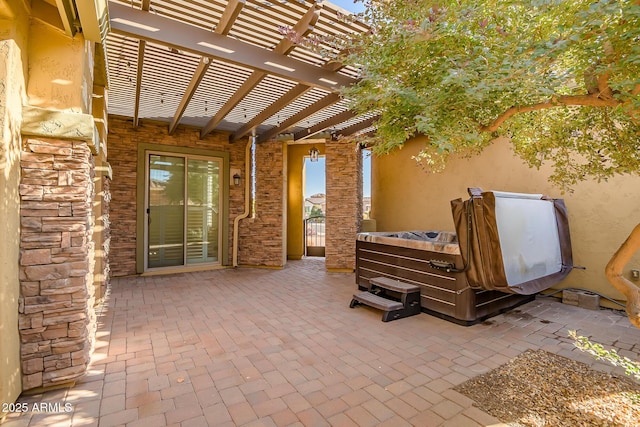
[232,136,253,267]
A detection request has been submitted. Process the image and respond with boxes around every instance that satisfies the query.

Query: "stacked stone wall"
[101,177,111,298]
[93,173,110,302]
[237,141,285,266]
[18,137,96,390]
[325,140,362,270]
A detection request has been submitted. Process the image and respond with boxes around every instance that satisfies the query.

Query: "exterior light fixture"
[319,77,338,85]
[197,41,235,54]
[264,61,296,72]
[233,173,241,186]
[111,18,160,32]
[309,146,319,162]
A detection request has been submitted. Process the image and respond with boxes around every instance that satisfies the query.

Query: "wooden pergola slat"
[168,0,245,134]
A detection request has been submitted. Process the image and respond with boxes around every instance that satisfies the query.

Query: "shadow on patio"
[4,258,639,427]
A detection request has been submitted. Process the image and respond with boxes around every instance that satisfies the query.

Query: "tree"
[337,0,640,326]
[309,205,324,218]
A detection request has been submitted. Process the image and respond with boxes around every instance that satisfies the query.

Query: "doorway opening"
[303,156,325,257]
[144,151,222,271]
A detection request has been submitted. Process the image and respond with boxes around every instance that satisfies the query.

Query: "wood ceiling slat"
[168,0,245,134]
[260,87,329,127]
[106,0,371,138]
[332,115,380,139]
[144,1,220,30]
[198,2,320,138]
[294,108,356,141]
[256,91,341,142]
[109,2,354,90]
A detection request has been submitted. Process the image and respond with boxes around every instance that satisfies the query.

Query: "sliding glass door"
[146,152,221,270]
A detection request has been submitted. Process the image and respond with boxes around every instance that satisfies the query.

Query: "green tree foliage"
[570,330,640,381]
[310,205,324,218]
[340,0,640,188]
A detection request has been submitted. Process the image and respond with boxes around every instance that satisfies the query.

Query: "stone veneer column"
[325,140,363,271]
[18,136,96,390]
[238,141,286,267]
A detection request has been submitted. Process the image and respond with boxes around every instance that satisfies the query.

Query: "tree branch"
[597,71,615,100]
[605,223,640,328]
[480,94,620,132]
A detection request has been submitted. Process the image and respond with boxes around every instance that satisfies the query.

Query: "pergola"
[100,0,376,143]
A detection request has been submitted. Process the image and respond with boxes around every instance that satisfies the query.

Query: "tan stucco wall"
[26,19,92,113]
[287,143,325,260]
[0,0,28,407]
[373,136,640,304]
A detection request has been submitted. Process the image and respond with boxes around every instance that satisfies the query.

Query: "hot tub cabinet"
[354,189,573,324]
[355,232,533,325]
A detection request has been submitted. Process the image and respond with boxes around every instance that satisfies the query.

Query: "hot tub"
[355,231,534,324]
[355,189,573,324]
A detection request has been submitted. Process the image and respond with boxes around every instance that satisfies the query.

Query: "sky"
[328,0,366,14]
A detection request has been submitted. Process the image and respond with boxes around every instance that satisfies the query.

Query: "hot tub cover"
[451,188,573,295]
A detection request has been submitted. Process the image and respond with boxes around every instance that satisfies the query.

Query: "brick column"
[18,137,96,390]
[238,141,285,267]
[325,140,362,271]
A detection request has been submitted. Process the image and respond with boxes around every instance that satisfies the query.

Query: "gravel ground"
[454,349,640,426]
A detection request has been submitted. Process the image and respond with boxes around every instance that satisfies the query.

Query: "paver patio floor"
[3,258,639,427]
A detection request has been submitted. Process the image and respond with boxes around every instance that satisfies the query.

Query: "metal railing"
[304,215,325,257]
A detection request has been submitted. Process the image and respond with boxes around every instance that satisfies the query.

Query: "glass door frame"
[136,143,230,274]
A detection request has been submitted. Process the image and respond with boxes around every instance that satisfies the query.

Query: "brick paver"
[3,258,639,426]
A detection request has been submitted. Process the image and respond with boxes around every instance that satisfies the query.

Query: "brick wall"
[19,137,96,390]
[237,141,285,267]
[325,140,362,270]
[108,116,247,276]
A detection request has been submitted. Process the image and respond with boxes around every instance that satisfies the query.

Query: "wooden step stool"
[350,277,421,322]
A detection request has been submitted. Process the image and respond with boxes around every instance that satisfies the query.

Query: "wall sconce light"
[309,146,319,162]
[233,173,241,186]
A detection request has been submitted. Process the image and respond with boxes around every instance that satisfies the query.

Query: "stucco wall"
[26,20,91,113]
[0,4,27,407]
[372,136,640,303]
[286,143,325,260]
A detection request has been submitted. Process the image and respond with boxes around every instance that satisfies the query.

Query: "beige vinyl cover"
[451,188,574,295]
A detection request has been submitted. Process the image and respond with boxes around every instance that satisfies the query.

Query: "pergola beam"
[332,115,379,139]
[216,0,245,35]
[254,54,349,143]
[274,3,322,55]
[133,40,145,127]
[257,92,342,143]
[230,83,311,143]
[294,109,357,141]
[200,72,264,138]
[132,0,150,127]
[168,0,244,135]
[229,44,347,142]
[200,3,321,139]
[109,2,352,91]
[168,57,211,134]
